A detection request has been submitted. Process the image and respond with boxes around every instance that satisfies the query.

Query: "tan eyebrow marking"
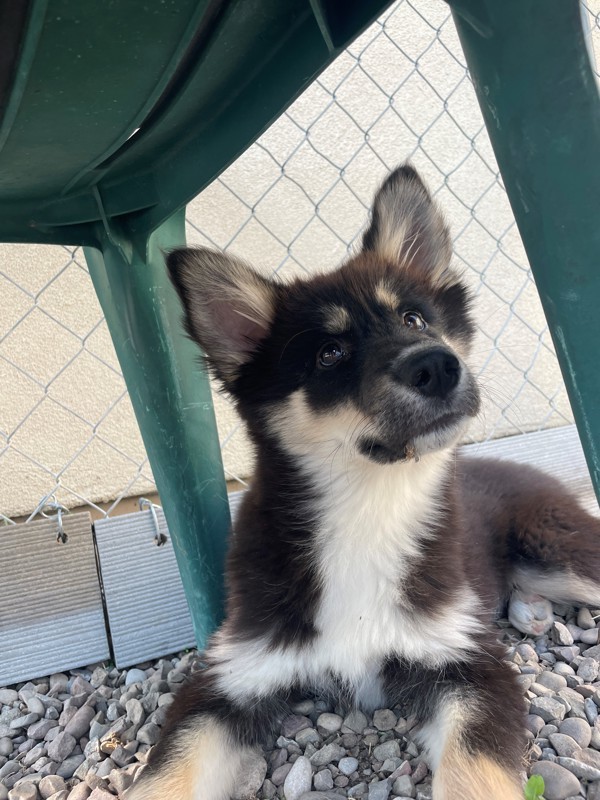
[375,281,398,311]
[323,304,351,334]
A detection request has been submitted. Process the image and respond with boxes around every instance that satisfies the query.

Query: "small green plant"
[524,774,545,800]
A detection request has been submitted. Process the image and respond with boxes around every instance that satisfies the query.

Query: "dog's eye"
[402,311,426,331]
[318,342,345,368]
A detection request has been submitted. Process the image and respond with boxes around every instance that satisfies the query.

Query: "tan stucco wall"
[1,0,597,517]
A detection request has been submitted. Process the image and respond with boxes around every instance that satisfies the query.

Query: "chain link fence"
[1,0,599,523]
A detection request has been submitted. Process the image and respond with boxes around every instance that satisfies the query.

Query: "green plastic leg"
[84,209,229,648]
[449,0,600,500]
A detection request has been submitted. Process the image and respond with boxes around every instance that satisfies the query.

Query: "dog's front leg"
[383,645,525,800]
[124,649,288,800]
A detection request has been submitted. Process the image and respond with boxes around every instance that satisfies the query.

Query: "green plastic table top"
[0,0,393,247]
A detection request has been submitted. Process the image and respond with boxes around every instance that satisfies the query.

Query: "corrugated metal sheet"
[461,424,598,515]
[0,512,109,685]
[94,493,244,668]
[94,508,195,668]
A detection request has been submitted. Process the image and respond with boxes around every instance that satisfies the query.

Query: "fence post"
[84,209,230,648]
[449,0,600,502]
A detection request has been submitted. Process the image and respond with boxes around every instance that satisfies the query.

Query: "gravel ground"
[2,604,600,800]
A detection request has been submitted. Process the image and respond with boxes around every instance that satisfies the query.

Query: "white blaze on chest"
[310,451,479,675]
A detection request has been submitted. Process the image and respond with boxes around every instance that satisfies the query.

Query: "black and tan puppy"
[127,166,600,800]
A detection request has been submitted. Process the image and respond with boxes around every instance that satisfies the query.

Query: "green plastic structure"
[1,0,598,646]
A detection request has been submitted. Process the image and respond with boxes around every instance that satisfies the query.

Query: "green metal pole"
[84,209,229,647]
[448,0,600,500]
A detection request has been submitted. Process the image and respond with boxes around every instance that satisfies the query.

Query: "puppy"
[126,166,600,800]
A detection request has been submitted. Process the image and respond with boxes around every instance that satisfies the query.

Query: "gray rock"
[295,728,321,747]
[373,709,397,731]
[47,731,76,762]
[0,690,18,706]
[310,744,345,767]
[87,790,115,800]
[232,755,267,800]
[55,754,85,780]
[313,769,334,791]
[6,783,38,800]
[381,758,402,774]
[271,763,293,786]
[0,737,13,756]
[368,779,392,800]
[290,700,315,716]
[558,717,592,747]
[69,677,93,697]
[530,697,567,723]
[22,743,46,767]
[587,698,600,725]
[64,705,95,740]
[553,622,575,646]
[556,756,600,780]
[530,761,581,800]
[338,757,358,776]
[582,644,600,660]
[548,733,581,758]
[49,675,68,694]
[26,697,46,717]
[578,657,599,682]
[281,715,312,738]
[137,722,160,745]
[581,628,600,644]
[39,776,67,799]
[577,607,596,629]
[394,716,418,735]
[261,779,277,799]
[342,710,368,734]
[284,756,313,800]
[315,713,342,735]
[297,794,341,800]
[66,783,91,800]
[525,714,546,736]
[10,713,40,730]
[411,761,429,784]
[0,759,19,780]
[125,698,145,726]
[553,646,580,663]
[553,662,576,677]
[537,672,568,692]
[124,669,146,687]
[28,720,57,741]
[392,775,416,798]
[0,784,7,800]
[373,740,401,761]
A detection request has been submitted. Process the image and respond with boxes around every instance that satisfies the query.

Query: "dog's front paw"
[508,589,554,636]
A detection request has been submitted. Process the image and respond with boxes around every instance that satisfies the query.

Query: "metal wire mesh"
[1,0,598,521]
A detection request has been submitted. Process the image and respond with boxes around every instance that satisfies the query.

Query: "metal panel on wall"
[0,512,109,685]
[93,494,244,667]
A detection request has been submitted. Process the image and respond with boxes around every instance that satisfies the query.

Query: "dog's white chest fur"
[312,453,479,675]
[213,451,481,703]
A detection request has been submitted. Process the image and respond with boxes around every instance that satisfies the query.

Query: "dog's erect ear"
[362,165,452,283]
[167,247,276,383]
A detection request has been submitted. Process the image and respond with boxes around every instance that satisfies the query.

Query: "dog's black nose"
[393,347,460,399]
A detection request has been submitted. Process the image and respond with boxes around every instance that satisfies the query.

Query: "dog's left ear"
[362,165,452,283]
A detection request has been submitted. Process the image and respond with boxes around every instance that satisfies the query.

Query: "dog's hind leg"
[507,478,600,634]
[383,644,526,800]
[124,658,288,800]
